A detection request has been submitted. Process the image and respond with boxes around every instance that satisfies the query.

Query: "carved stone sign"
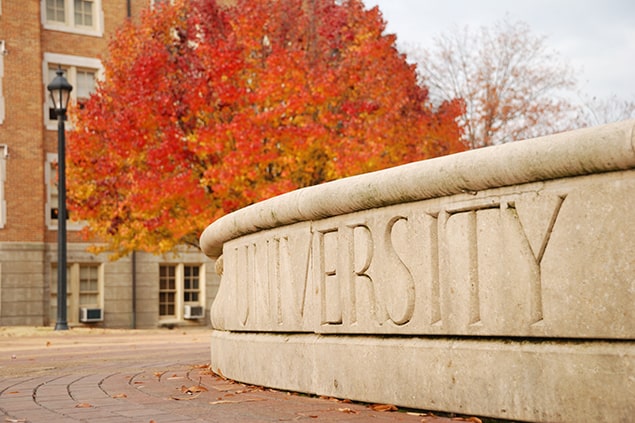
[201,120,635,422]
[213,175,634,338]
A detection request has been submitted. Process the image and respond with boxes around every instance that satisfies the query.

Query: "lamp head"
[47,67,73,115]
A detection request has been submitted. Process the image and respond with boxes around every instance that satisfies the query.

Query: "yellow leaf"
[369,403,398,412]
[191,363,210,369]
[75,403,92,408]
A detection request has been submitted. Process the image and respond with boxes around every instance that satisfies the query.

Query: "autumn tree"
[408,19,579,149]
[578,94,635,127]
[67,0,464,258]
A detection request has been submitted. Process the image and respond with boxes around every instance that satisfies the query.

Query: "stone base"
[210,330,634,423]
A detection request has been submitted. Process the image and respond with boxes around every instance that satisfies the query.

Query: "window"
[79,264,99,306]
[49,264,69,325]
[43,0,103,37]
[46,65,96,120]
[159,264,205,320]
[43,53,102,130]
[159,265,177,317]
[75,68,97,102]
[151,0,174,8]
[0,40,5,124]
[46,153,60,227]
[0,147,6,228]
[184,265,200,302]
[0,41,4,227]
[50,263,104,325]
[46,153,82,230]
[46,0,65,23]
[74,0,93,27]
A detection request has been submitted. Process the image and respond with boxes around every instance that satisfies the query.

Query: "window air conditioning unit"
[184,305,204,319]
[80,307,103,323]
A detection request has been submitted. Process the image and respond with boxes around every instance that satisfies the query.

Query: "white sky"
[362,0,635,102]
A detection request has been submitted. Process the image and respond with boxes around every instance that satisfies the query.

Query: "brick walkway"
[0,328,467,422]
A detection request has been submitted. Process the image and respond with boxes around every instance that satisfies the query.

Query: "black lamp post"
[47,67,73,331]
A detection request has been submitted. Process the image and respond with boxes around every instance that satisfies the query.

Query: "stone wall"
[200,120,635,422]
[0,243,219,329]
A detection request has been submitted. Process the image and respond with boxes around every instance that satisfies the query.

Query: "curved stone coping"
[201,120,635,258]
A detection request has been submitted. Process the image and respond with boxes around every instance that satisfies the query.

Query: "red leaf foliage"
[67,0,464,257]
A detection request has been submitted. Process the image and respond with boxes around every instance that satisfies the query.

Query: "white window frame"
[151,0,175,8]
[50,262,104,325]
[46,153,84,231]
[159,264,178,318]
[0,146,6,228]
[42,0,104,37]
[0,40,5,124]
[43,53,103,131]
[158,263,206,322]
[76,263,102,308]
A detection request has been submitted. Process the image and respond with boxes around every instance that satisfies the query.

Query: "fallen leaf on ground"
[210,384,237,392]
[338,408,360,414]
[75,403,92,408]
[191,363,210,369]
[112,393,127,399]
[370,404,398,412]
[235,388,260,394]
[209,398,267,405]
[295,412,319,419]
[452,418,482,423]
[170,394,201,401]
[318,395,341,402]
[153,371,166,379]
[180,385,208,394]
[214,368,227,380]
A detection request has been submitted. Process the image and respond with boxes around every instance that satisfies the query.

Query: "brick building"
[0,0,219,328]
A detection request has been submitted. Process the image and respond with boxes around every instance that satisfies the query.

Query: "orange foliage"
[67,0,464,257]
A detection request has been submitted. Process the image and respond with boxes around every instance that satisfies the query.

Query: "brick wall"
[0,1,187,327]
[0,0,148,244]
[0,1,46,242]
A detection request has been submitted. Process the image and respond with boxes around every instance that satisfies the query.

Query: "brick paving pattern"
[0,328,464,422]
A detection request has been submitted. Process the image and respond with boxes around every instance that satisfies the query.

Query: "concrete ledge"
[210,331,634,423]
[201,121,635,422]
[207,169,635,339]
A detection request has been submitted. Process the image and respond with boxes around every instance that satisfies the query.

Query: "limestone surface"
[201,120,635,422]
